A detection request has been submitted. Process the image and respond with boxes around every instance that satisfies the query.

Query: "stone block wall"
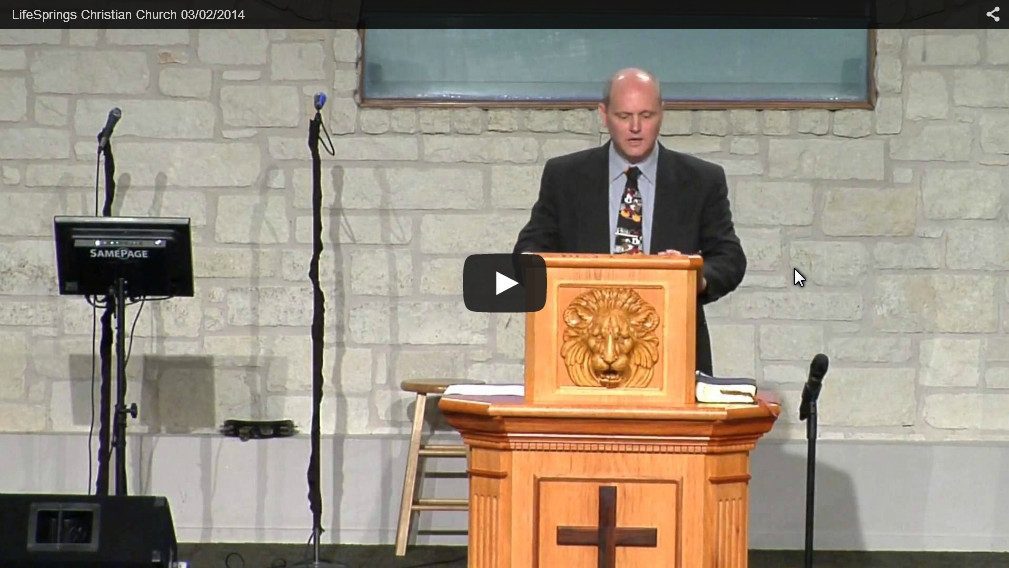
[1,29,1007,441]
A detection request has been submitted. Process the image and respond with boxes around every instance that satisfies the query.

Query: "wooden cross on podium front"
[555,485,658,568]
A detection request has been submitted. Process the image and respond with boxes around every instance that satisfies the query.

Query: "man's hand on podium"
[657,249,707,294]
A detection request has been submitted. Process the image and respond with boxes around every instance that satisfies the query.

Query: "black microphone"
[97,107,122,151]
[313,92,327,111]
[799,353,829,421]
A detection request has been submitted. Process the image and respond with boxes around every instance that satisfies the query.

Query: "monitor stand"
[109,277,137,496]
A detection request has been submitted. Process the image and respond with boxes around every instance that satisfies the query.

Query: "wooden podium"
[441,253,779,568]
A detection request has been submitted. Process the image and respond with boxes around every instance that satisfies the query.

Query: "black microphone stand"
[298,96,341,568]
[802,396,817,568]
[94,131,137,497]
[799,355,828,568]
[94,135,116,496]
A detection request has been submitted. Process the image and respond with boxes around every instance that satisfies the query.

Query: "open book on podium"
[443,374,758,404]
[695,370,758,404]
[444,383,524,397]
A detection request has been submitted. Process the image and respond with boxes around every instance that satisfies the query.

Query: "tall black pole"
[804,401,817,568]
[113,277,131,495]
[799,353,828,568]
[298,97,340,568]
[308,106,325,549]
[95,138,117,496]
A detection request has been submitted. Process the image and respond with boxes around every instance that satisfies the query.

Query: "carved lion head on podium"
[560,288,660,388]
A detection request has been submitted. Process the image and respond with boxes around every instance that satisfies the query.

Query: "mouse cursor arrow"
[793,268,806,287]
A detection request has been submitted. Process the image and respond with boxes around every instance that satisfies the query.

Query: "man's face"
[599,79,663,164]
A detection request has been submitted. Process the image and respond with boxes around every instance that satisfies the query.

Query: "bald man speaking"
[513,68,746,376]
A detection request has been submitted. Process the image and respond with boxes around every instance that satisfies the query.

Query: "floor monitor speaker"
[0,494,177,567]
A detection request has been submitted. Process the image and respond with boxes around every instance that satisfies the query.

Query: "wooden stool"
[395,378,483,556]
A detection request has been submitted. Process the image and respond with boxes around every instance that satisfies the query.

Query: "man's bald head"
[599,67,663,164]
[602,68,662,107]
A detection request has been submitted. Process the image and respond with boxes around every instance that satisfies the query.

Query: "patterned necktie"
[614,166,643,254]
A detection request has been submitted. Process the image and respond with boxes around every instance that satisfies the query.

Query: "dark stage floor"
[178,544,1009,568]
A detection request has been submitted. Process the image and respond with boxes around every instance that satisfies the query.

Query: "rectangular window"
[361,29,873,109]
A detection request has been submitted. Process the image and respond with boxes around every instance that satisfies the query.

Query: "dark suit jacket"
[513,142,746,375]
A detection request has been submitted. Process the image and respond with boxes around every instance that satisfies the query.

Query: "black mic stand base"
[291,527,346,567]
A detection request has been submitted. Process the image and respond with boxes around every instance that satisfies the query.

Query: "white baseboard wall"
[3,433,1008,551]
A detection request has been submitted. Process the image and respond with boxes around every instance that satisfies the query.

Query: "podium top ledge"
[439,394,780,422]
[531,252,703,270]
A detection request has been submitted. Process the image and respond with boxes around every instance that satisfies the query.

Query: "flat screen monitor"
[53,216,194,298]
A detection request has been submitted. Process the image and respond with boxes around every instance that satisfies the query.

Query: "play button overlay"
[463,253,546,313]
[496,272,518,295]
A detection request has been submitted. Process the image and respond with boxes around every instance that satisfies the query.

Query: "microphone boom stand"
[297,95,341,568]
